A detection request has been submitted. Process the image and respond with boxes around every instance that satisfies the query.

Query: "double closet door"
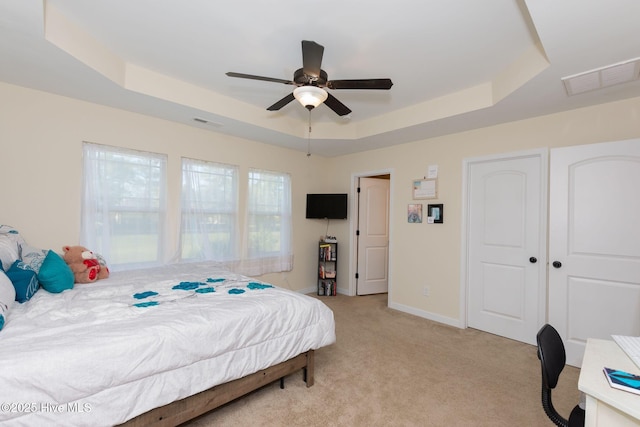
[466,139,640,366]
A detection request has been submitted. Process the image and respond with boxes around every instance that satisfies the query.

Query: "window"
[181,158,238,261]
[82,144,292,275]
[81,143,167,270]
[242,169,292,275]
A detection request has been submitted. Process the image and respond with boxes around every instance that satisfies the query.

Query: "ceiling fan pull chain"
[307,111,312,157]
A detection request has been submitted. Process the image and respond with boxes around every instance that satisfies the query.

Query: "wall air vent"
[562,57,640,96]
[193,117,223,127]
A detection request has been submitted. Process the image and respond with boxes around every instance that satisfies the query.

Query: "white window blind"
[81,142,167,270]
[181,158,238,261]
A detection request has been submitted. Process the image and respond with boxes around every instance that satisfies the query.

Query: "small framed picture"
[407,204,423,223]
[427,204,443,224]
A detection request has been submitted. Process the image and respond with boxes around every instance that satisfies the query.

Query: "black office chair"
[536,324,585,427]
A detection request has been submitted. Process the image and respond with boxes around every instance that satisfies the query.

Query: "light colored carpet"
[184,293,580,426]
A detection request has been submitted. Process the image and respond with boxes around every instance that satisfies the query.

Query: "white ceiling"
[2,0,640,157]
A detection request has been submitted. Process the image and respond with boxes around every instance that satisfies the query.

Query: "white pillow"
[0,224,23,236]
[0,225,26,246]
[0,270,16,330]
[20,244,48,273]
[0,235,20,271]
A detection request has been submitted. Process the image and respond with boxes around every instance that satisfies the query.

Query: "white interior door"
[549,139,640,367]
[356,177,390,295]
[466,150,547,345]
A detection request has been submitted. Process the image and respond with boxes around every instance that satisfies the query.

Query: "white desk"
[579,339,640,427]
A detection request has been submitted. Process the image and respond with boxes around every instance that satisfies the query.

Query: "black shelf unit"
[318,241,337,296]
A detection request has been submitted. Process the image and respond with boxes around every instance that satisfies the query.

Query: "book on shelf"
[603,367,640,396]
[318,280,334,296]
[319,244,333,261]
[321,280,336,296]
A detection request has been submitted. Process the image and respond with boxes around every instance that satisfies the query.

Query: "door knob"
[529,257,537,263]
[552,261,562,268]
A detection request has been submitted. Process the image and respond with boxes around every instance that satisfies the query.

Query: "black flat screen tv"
[306,193,348,219]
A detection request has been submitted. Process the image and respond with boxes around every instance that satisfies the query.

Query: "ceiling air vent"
[562,57,640,96]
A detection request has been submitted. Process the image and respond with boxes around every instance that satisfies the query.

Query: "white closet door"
[549,139,640,366]
[466,150,546,345]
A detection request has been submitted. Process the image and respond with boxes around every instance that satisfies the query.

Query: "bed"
[0,261,336,426]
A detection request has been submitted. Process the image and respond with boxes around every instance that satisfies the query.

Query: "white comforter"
[0,262,336,426]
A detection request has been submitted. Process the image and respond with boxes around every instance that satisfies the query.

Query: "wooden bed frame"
[119,350,314,427]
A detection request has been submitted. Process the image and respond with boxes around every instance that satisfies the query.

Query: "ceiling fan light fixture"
[293,85,328,110]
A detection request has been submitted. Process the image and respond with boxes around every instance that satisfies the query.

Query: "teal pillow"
[38,250,74,293]
[7,260,39,302]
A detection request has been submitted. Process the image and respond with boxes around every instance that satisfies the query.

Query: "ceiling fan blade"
[266,93,296,111]
[226,72,294,85]
[323,93,352,116]
[327,78,393,90]
[301,40,324,79]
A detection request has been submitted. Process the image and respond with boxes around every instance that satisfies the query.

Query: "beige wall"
[0,82,332,292]
[3,81,640,324]
[329,96,640,324]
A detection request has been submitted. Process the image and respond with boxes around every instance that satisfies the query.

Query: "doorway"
[350,171,392,297]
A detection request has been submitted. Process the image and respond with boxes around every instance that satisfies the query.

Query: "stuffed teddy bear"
[62,245,110,284]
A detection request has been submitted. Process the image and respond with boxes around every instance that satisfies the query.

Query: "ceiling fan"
[226,40,393,116]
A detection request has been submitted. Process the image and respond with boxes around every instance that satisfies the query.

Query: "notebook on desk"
[603,367,640,396]
[612,335,640,370]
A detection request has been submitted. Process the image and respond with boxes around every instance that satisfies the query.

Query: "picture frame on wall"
[427,204,443,224]
[412,178,437,199]
[407,204,423,223]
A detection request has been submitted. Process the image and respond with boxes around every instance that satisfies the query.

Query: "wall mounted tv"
[306,193,348,219]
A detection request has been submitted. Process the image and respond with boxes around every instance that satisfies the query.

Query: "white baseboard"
[299,286,347,296]
[298,286,317,295]
[388,301,463,329]
[299,288,459,329]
